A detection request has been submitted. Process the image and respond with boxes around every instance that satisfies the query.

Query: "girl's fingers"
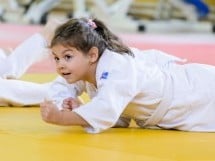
[62,104,71,110]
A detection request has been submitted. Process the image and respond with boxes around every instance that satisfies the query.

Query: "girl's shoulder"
[95,49,136,82]
[101,49,136,65]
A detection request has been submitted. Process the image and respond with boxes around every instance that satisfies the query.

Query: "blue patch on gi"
[100,72,109,80]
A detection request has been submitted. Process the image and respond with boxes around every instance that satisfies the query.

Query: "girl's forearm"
[59,110,89,127]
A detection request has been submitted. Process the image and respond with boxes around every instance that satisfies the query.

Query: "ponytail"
[93,18,134,57]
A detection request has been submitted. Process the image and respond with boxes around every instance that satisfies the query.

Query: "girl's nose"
[56,60,65,69]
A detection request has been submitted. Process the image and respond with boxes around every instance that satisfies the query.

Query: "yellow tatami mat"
[1,74,215,161]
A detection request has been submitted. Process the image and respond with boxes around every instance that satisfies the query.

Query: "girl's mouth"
[62,72,71,75]
[62,72,71,79]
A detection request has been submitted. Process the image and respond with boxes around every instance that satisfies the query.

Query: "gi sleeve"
[47,76,85,110]
[2,33,48,79]
[73,56,137,133]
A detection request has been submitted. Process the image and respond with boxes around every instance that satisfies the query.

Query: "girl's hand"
[40,100,63,124]
[62,97,83,111]
[40,100,89,126]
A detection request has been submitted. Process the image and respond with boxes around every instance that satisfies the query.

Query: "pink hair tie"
[87,19,97,29]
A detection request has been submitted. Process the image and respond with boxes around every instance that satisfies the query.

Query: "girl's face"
[51,44,98,84]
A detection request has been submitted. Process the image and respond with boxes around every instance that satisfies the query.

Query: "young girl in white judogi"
[40,18,215,134]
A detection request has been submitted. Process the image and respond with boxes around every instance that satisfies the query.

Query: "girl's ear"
[88,47,99,64]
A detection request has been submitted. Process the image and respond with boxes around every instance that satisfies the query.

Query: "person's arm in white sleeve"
[72,55,138,133]
[73,76,137,133]
[0,33,48,79]
[0,18,63,79]
[47,76,85,110]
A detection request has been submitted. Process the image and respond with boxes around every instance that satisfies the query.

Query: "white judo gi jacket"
[48,48,215,133]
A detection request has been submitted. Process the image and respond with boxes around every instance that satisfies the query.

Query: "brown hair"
[50,18,134,57]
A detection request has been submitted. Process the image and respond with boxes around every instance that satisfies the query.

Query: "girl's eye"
[54,56,59,62]
[64,55,73,61]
